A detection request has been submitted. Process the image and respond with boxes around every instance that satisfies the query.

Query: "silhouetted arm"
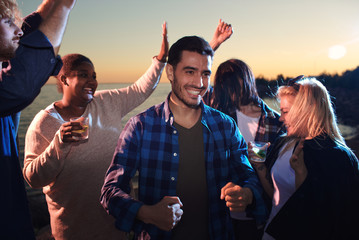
[38,0,77,54]
[210,19,233,51]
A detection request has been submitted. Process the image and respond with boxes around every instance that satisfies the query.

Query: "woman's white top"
[236,109,260,143]
[262,142,296,240]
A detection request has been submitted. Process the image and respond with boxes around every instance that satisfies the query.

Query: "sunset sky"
[18,0,359,83]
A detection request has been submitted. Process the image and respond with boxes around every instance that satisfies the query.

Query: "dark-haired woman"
[210,59,283,240]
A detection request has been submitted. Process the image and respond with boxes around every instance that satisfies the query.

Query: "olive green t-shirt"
[171,117,209,239]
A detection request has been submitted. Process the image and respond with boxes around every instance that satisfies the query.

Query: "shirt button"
[173,130,177,134]
[173,153,177,157]
[50,58,56,64]
[171,177,175,181]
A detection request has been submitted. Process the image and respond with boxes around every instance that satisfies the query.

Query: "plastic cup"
[70,117,89,140]
[250,141,268,162]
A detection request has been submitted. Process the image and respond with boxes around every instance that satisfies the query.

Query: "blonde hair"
[0,0,21,25]
[277,77,345,145]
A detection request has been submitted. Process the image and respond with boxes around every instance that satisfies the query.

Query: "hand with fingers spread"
[210,19,234,51]
[290,139,307,188]
[157,21,169,62]
[220,182,253,212]
[137,196,183,231]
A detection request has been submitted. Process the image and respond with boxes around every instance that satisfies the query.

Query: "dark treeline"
[256,66,359,127]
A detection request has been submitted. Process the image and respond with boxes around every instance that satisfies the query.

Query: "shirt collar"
[163,93,174,124]
[163,92,206,125]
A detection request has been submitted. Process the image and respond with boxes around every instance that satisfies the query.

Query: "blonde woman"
[249,76,359,240]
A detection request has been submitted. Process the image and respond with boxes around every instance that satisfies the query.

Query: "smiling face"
[279,95,296,136]
[0,17,23,61]
[63,62,98,105]
[167,50,212,109]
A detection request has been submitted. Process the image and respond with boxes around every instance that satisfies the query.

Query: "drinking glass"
[249,141,268,162]
[70,117,89,140]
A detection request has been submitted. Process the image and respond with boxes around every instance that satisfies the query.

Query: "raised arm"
[36,0,56,20]
[38,0,77,55]
[156,21,168,62]
[98,22,168,117]
[209,19,233,51]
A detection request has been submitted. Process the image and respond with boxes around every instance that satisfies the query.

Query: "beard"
[171,89,200,109]
[171,75,208,109]
[0,49,16,60]
[0,40,18,61]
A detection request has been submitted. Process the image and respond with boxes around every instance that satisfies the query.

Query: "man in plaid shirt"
[101,36,266,240]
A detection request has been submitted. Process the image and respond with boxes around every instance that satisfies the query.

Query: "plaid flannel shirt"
[101,94,267,240]
[253,101,284,143]
[203,86,284,144]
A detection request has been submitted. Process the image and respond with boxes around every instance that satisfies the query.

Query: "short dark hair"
[167,36,214,68]
[212,59,260,114]
[56,54,93,93]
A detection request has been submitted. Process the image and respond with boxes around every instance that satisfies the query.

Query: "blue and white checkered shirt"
[101,94,267,240]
